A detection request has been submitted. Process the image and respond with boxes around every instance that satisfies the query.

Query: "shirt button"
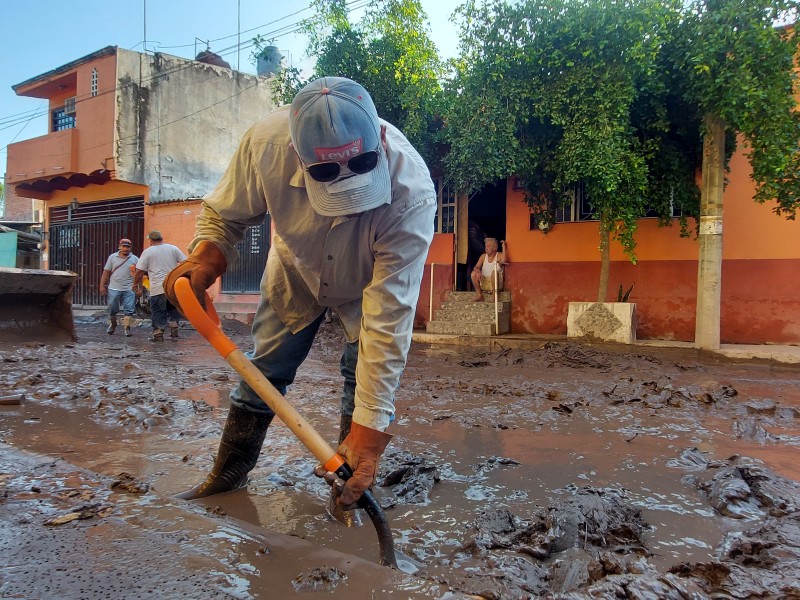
[327,255,334,260]
[323,282,328,287]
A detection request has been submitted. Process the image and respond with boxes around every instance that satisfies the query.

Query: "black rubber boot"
[339,414,353,445]
[107,316,117,335]
[177,404,274,500]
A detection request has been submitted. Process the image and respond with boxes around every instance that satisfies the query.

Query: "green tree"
[443,0,699,302]
[282,0,445,167]
[668,0,800,348]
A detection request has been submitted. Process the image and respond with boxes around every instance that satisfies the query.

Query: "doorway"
[459,180,507,290]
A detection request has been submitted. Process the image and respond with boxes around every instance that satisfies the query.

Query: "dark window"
[52,108,75,132]
[433,177,456,234]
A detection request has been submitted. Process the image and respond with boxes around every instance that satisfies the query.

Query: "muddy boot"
[123,316,133,337]
[150,328,164,342]
[169,326,179,339]
[176,404,274,500]
[107,316,117,335]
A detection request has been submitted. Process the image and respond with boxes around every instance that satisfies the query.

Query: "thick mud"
[2,317,800,598]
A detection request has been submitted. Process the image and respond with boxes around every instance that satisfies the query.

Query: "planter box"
[567,302,637,344]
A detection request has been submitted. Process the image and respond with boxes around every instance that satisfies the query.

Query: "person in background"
[163,76,436,511]
[99,238,138,337]
[134,231,187,341]
[471,237,508,302]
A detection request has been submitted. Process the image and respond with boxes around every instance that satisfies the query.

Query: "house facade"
[7,47,798,344]
[420,146,800,345]
[5,46,275,307]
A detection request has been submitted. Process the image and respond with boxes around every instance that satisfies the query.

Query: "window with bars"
[91,68,98,97]
[530,180,683,229]
[434,178,456,234]
[52,108,75,132]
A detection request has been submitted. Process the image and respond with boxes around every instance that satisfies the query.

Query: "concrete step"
[213,296,259,325]
[438,301,511,315]
[426,320,499,336]
[446,291,512,304]
[433,306,510,324]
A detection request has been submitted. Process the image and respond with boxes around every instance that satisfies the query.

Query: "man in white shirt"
[134,231,186,341]
[164,77,436,509]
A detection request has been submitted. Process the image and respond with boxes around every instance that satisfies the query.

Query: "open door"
[456,180,507,290]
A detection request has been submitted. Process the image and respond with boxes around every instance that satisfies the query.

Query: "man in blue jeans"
[134,231,187,341]
[164,77,436,510]
[99,238,138,337]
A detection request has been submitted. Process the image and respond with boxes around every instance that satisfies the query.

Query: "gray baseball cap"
[289,77,391,217]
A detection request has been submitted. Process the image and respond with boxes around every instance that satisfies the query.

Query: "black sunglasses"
[305,148,381,183]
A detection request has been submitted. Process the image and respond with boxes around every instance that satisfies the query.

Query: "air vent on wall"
[64,97,76,115]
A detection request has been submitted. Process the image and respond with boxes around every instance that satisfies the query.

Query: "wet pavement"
[1,316,800,598]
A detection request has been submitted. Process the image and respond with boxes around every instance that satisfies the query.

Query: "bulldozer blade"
[0,267,78,342]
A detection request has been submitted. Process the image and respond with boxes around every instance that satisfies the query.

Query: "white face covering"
[324,171,373,193]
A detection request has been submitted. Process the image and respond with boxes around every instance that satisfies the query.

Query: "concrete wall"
[115,49,277,203]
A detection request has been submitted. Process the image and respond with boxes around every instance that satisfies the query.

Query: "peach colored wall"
[55,54,117,176]
[47,181,148,208]
[145,201,201,255]
[144,201,226,298]
[439,156,800,343]
[415,263,454,328]
[427,233,454,265]
[722,143,800,260]
[5,129,78,185]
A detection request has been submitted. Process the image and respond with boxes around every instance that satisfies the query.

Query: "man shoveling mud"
[164,76,436,510]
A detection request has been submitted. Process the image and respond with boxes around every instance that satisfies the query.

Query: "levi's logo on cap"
[315,139,363,162]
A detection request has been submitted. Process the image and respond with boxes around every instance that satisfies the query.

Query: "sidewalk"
[77,307,799,365]
[412,331,800,364]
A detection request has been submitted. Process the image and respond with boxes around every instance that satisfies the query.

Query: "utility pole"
[695,114,725,350]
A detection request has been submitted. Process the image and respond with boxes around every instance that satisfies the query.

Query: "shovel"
[174,278,397,567]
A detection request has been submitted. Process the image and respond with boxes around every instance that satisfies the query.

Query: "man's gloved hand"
[164,241,227,309]
[315,422,392,510]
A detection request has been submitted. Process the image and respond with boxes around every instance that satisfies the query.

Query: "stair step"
[426,321,499,336]
[438,301,510,314]
[433,308,507,324]
[446,291,512,303]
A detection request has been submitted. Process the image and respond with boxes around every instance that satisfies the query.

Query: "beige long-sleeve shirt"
[190,106,436,430]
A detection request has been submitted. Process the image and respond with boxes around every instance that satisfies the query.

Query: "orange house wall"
[42,181,150,268]
[143,201,229,299]
[417,157,799,343]
[501,152,800,343]
[40,54,117,176]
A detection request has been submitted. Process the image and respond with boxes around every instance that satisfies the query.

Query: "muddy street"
[2,317,800,599]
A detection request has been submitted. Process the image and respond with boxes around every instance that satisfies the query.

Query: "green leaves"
[442,0,696,267]
[296,0,445,167]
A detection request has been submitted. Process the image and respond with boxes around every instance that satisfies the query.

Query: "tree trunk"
[695,114,725,350]
[597,215,610,303]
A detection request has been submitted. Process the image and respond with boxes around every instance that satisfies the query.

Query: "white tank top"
[481,254,500,278]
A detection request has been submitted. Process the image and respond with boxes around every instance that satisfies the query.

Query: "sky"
[0,0,464,177]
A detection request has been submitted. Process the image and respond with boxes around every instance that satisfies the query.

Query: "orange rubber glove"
[164,241,227,309]
[319,422,392,510]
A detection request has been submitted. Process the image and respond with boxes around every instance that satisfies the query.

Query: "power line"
[0,0,370,130]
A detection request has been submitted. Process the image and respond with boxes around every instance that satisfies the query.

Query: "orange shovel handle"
[174,278,237,358]
[173,277,344,473]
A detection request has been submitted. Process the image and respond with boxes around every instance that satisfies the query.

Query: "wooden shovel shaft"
[174,278,345,473]
[225,348,339,466]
